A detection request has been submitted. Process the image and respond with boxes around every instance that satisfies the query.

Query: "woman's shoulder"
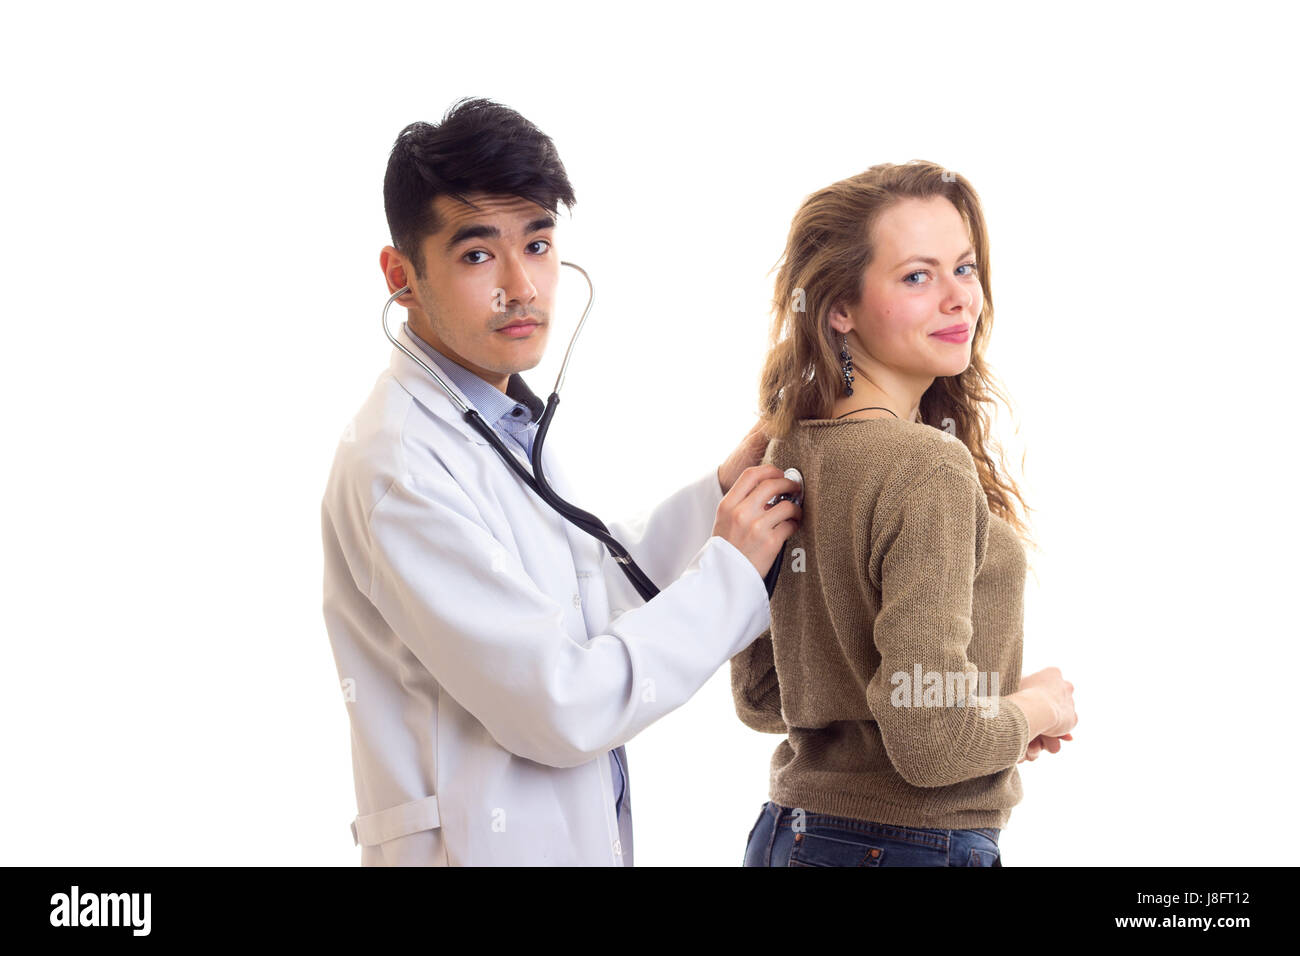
[763,420,986,549]
[782,417,979,489]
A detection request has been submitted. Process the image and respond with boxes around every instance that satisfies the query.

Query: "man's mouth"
[496,319,543,338]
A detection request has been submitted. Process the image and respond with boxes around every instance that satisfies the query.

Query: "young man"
[321,98,801,866]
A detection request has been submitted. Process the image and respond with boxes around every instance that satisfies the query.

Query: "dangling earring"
[840,333,855,396]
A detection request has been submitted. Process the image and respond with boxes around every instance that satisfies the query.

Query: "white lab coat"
[321,328,772,865]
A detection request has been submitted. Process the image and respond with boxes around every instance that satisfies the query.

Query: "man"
[321,97,801,865]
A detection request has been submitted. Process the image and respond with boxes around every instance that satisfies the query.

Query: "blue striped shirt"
[401,322,629,819]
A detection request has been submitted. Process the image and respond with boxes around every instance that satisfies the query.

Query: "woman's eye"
[904,262,978,284]
[527,239,551,254]
[463,250,490,264]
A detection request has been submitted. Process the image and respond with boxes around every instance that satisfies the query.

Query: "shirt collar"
[401,321,544,426]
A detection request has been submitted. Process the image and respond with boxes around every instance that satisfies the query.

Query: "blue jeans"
[742,801,1003,867]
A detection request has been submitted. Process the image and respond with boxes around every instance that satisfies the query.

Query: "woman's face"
[831,195,984,381]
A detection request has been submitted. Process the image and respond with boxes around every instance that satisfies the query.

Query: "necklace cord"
[833,406,900,420]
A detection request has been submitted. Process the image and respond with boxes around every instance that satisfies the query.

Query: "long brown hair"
[757,160,1035,546]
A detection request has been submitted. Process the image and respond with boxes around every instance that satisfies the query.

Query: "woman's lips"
[930,325,970,343]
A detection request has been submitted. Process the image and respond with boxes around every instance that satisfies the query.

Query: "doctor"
[321,98,802,866]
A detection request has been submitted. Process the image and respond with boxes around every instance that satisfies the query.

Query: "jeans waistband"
[767,801,1000,845]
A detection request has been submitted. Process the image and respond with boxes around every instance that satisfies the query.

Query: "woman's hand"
[1009,666,1077,738]
[1019,732,1073,763]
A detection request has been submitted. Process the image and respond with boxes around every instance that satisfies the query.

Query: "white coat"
[321,327,772,865]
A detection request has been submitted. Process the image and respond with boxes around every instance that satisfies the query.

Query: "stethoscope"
[381,261,797,603]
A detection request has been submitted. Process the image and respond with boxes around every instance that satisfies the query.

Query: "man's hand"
[718,420,771,494]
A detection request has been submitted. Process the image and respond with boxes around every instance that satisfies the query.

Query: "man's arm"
[599,468,724,613]
[363,465,771,769]
[597,422,770,612]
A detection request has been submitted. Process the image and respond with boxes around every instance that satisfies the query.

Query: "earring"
[840,333,855,396]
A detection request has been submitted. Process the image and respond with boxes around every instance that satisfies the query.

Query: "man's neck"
[408,322,510,393]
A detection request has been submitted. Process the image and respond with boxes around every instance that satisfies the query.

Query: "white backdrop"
[2,0,1296,866]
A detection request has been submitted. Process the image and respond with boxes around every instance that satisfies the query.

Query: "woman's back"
[732,416,1031,830]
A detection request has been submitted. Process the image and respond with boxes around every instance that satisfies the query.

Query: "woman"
[733,161,1077,867]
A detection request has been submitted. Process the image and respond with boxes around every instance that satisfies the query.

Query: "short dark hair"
[383,97,576,278]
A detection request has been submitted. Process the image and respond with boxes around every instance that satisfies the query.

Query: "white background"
[2,0,1296,866]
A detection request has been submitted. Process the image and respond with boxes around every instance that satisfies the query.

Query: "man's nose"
[498,254,537,307]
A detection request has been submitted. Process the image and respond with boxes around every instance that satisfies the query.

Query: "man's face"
[400,193,559,388]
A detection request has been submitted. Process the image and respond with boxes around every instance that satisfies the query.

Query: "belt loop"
[764,802,783,865]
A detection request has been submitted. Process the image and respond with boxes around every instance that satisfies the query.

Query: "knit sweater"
[730,417,1031,830]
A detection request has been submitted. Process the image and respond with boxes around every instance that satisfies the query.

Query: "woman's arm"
[863,456,1031,788]
[730,629,788,734]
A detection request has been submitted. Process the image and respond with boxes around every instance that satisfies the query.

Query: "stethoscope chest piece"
[768,467,804,507]
[782,467,804,506]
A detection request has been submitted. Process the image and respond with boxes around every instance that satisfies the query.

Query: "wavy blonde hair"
[757,160,1035,546]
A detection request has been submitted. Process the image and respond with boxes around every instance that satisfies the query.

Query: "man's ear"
[379,246,415,298]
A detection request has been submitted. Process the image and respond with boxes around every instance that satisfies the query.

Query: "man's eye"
[527,239,551,254]
[463,250,490,264]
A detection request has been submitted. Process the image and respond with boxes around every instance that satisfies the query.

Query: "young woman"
[733,161,1077,867]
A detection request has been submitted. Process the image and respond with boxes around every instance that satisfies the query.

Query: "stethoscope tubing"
[381,261,664,602]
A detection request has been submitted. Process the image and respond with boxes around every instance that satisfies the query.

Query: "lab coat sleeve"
[729,628,788,733]
[364,466,771,769]
[600,467,724,612]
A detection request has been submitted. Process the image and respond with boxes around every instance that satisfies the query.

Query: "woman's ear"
[827,300,852,335]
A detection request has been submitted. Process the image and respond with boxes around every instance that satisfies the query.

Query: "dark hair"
[383,97,576,278]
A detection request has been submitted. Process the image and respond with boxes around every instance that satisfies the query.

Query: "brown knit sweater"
[731,417,1031,830]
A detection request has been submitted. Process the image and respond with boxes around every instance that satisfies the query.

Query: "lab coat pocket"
[351,793,447,866]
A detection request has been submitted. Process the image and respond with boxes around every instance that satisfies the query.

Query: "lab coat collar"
[402,321,545,427]
[389,325,545,446]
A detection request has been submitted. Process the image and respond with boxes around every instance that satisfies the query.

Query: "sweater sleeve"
[863,460,1030,787]
[730,628,788,734]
